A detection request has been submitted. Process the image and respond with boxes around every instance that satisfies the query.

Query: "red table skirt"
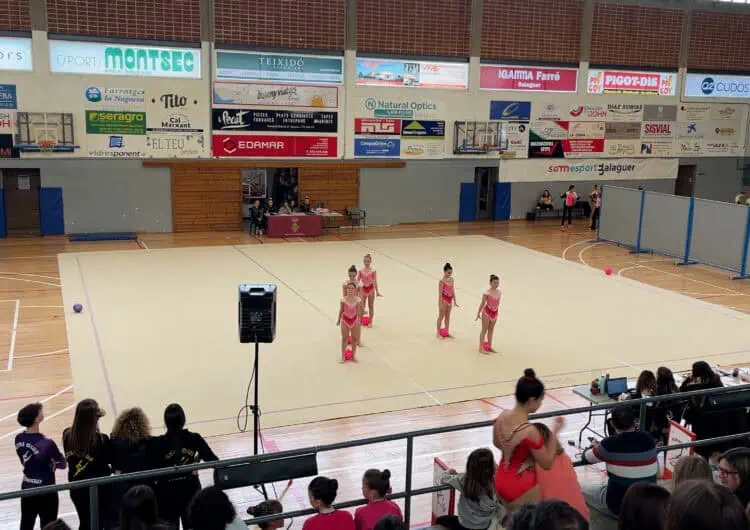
[266,214,322,237]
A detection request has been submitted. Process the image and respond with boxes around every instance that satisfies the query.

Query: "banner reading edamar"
[216,51,343,84]
[50,40,200,78]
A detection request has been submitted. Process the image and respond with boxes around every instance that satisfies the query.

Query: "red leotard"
[440,281,454,305]
[494,423,544,502]
[341,299,359,328]
[358,269,375,296]
[483,291,501,322]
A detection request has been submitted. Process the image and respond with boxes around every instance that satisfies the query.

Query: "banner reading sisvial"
[213,81,338,108]
[49,40,200,78]
[215,51,343,84]
[356,58,468,89]
[212,134,336,157]
[480,65,578,92]
[587,69,677,96]
[499,158,678,182]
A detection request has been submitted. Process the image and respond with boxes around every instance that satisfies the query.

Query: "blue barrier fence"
[598,186,750,280]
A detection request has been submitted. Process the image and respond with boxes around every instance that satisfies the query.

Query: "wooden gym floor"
[0,219,749,529]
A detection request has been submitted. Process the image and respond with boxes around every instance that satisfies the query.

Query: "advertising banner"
[506,122,530,158]
[86,111,146,135]
[400,120,445,139]
[640,121,675,157]
[213,81,338,108]
[146,90,205,158]
[50,40,201,78]
[643,105,677,122]
[87,133,146,158]
[354,138,400,158]
[0,134,18,158]
[499,158,679,182]
[212,134,337,157]
[84,87,145,109]
[567,105,607,122]
[400,139,444,159]
[678,104,711,122]
[356,58,468,89]
[605,140,640,157]
[563,138,605,157]
[0,110,15,133]
[605,122,641,140]
[354,118,401,135]
[489,101,531,121]
[640,141,674,157]
[212,109,337,133]
[606,104,644,123]
[530,121,569,141]
[684,73,750,99]
[532,103,566,121]
[675,121,744,156]
[0,37,33,71]
[0,84,17,109]
[641,122,675,140]
[360,97,439,119]
[587,69,677,96]
[480,65,577,92]
[216,51,343,84]
[568,121,605,139]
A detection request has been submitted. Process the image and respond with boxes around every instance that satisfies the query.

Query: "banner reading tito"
[86,111,146,135]
[49,40,201,78]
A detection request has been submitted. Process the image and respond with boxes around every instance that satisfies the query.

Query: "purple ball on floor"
[73,303,83,313]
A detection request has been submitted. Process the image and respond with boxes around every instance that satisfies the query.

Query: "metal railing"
[2,383,749,528]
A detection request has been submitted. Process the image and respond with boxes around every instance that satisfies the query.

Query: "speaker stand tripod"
[251,339,269,500]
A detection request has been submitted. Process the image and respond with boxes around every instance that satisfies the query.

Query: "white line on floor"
[14,348,69,359]
[561,239,595,261]
[577,243,600,268]
[0,276,60,288]
[0,403,75,440]
[617,265,642,277]
[0,272,60,280]
[0,385,74,423]
[635,263,747,296]
[377,356,443,407]
[21,305,65,308]
[6,299,20,372]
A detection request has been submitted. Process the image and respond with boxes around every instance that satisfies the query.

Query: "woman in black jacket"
[110,408,154,525]
[150,404,219,530]
[62,399,113,530]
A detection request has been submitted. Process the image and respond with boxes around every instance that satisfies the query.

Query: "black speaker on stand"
[238,284,277,499]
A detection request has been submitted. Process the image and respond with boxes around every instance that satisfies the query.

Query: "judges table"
[266,214,322,238]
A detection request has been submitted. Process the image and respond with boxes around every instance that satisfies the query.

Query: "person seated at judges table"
[290,199,299,213]
[300,196,313,214]
[278,200,293,215]
[264,198,277,215]
[537,190,554,211]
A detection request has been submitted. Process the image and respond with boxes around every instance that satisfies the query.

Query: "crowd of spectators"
[10,362,750,530]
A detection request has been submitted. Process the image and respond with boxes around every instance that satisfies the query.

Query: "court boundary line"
[0,384,74,423]
[0,403,75,441]
[74,254,118,417]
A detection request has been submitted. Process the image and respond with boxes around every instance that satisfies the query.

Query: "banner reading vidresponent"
[49,40,201,78]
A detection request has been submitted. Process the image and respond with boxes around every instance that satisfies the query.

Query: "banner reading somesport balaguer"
[498,158,678,182]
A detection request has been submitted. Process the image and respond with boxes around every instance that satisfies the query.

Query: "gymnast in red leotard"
[436,262,458,338]
[336,281,362,362]
[475,274,502,353]
[493,369,563,511]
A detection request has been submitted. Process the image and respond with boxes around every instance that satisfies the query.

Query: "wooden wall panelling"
[298,167,359,214]
[172,167,242,232]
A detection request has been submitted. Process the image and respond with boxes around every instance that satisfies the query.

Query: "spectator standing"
[354,469,402,530]
[672,455,714,488]
[437,448,501,530]
[664,480,749,530]
[188,486,247,530]
[110,408,154,524]
[249,199,263,235]
[580,405,657,519]
[589,185,601,231]
[718,448,750,508]
[534,424,589,521]
[15,403,67,530]
[617,483,670,530]
[62,399,113,530]
[560,186,578,231]
[151,404,219,530]
[302,477,354,530]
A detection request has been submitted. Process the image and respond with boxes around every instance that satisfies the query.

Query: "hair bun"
[381,469,391,480]
[246,506,257,516]
[329,478,338,490]
[524,368,536,379]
